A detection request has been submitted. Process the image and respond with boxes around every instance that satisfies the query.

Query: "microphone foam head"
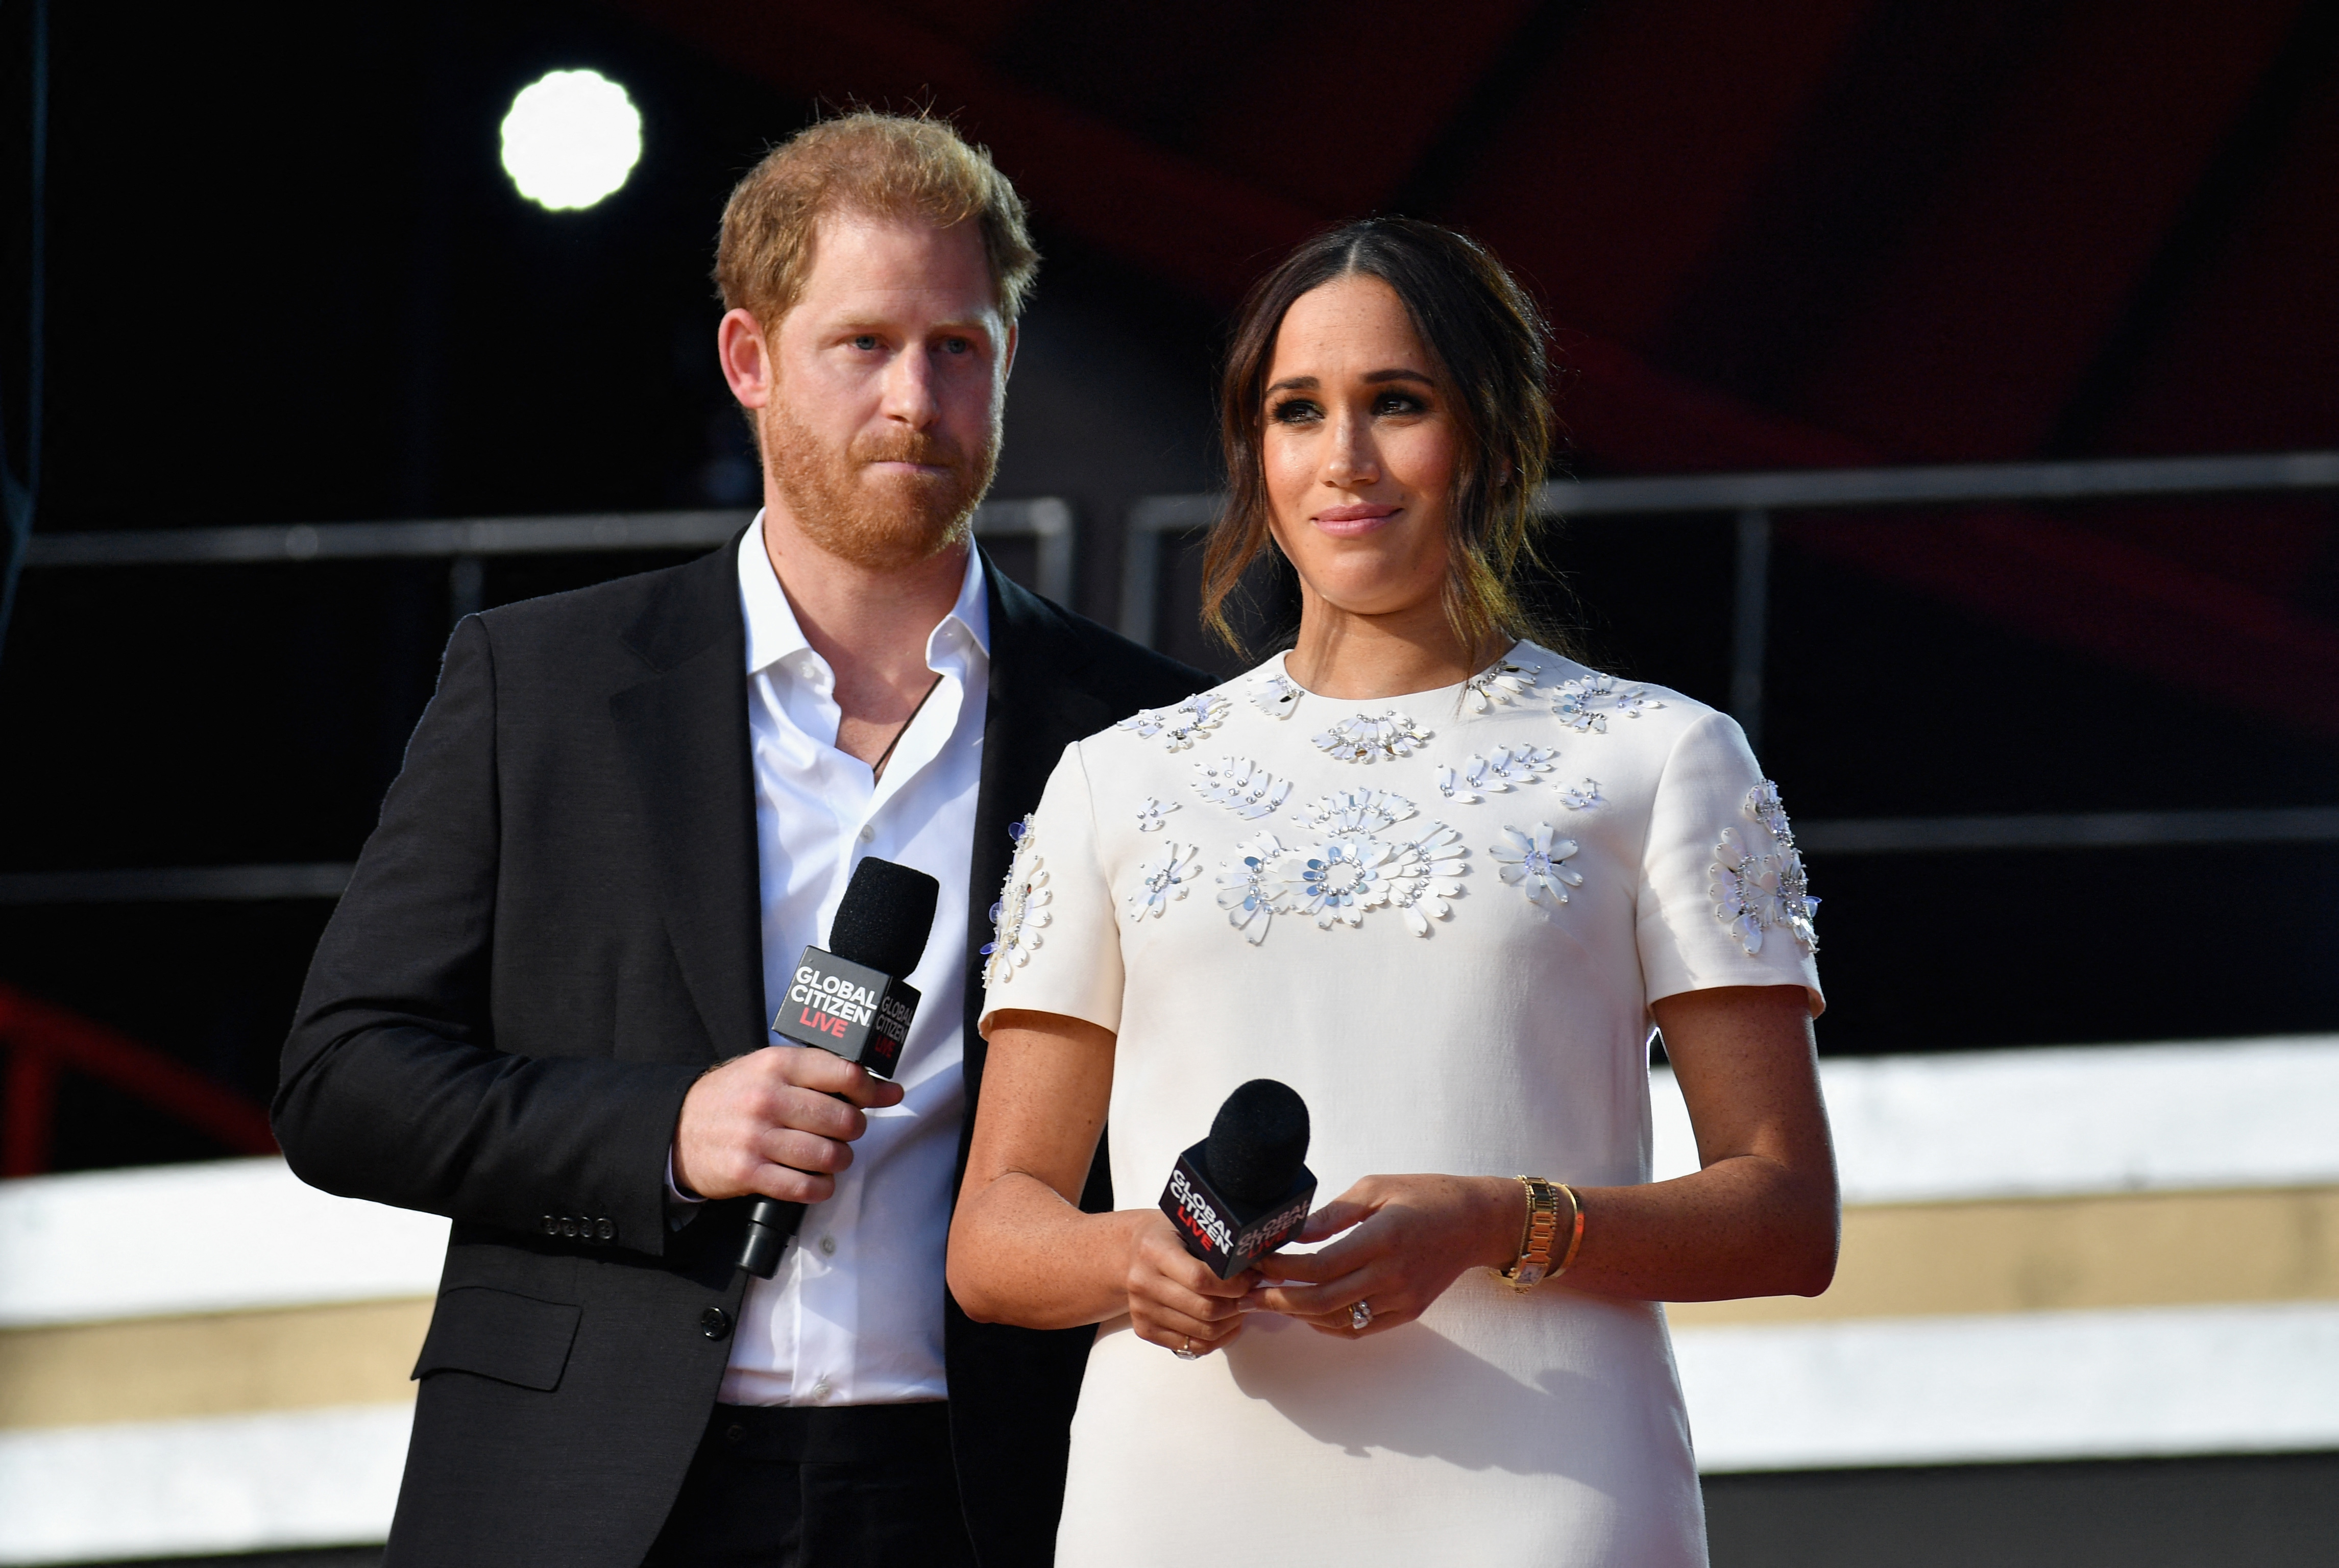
[829,856,941,979]
[1204,1079,1310,1205]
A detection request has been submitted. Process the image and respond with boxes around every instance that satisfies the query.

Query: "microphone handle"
[739,1196,807,1278]
[735,1084,854,1278]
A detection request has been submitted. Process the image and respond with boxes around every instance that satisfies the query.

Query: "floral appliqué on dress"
[982,817,1051,986]
[1216,830,1287,944]
[1134,797,1179,832]
[1434,746,1558,802]
[1490,824,1583,909]
[1298,788,1416,834]
[1241,820,1468,936]
[1552,675,1664,733]
[1251,672,1303,720]
[1711,780,1819,954]
[1127,842,1199,921]
[1192,756,1292,819]
[1118,692,1230,752]
[1311,711,1434,763]
[1465,658,1541,713]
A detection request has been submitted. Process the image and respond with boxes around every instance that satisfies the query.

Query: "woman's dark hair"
[1201,216,1562,657]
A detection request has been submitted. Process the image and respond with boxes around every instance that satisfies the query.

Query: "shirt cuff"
[664,1148,708,1231]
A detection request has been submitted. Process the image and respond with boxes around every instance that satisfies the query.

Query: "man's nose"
[881,348,941,427]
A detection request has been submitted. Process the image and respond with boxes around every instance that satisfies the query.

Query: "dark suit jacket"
[274,537,1201,1568]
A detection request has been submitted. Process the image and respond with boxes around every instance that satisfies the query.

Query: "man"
[275,111,1200,1567]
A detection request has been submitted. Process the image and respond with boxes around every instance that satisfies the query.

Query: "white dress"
[977,643,1823,1567]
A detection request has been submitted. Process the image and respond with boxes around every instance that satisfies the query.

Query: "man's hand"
[671,1046,907,1203]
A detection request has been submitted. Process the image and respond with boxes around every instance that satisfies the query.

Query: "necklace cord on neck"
[868,671,945,785]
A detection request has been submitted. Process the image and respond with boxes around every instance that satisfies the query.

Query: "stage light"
[499,69,642,211]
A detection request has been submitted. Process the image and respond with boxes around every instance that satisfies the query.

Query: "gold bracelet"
[1501,1176,1563,1290]
[1551,1183,1585,1277]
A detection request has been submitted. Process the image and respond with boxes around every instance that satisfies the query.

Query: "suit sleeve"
[273,615,700,1257]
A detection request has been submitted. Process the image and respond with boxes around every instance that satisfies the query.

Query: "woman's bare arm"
[1250,985,1837,1331]
[1558,983,1838,1302]
[948,1010,1257,1352]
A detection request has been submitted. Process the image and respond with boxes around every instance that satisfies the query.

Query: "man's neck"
[760,505,971,755]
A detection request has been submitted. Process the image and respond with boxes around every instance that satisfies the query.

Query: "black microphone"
[1158,1079,1318,1279]
[736,855,940,1279]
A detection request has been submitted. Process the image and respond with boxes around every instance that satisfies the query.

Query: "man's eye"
[941,337,971,355]
[851,334,881,351]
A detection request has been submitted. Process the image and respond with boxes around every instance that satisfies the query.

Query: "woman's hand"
[1247,1174,1521,1336]
[1125,1211,1256,1358]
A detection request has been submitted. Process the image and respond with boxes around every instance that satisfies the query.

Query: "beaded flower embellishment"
[1311,710,1434,763]
[1711,780,1819,954]
[1434,746,1559,802]
[1465,658,1541,712]
[982,817,1051,986]
[1251,671,1303,720]
[1191,756,1292,819]
[1490,824,1583,909]
[1126,842,1199,921]
[1552,674,1664,733]
[1117,692,1230,752]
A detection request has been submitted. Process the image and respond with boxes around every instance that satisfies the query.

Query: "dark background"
[4,0,2336,1170]
[3,5,2336,1563]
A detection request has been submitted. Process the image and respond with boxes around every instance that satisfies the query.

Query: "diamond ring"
[1174,1336,1199,1360]
[1349,1300,1373,1331]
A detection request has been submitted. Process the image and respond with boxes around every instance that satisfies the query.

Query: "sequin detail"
[1127,842,1198,921]
[1134,797,1179,832]
[1251,672,1303,720]
[982,816,1050,985]
[1465,658,1541,712]
[1298,787,1417,835]
[1216,830,1287,945]
[1311,711,1433,763]
[1714,780,1820,953]
[1118,692,1230,752]
[1191,756,1293,819]
[1490,824,1583,909]
[1552,674,1664,732]
[1433,746,1558,802]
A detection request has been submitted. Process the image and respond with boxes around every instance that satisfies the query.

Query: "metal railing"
[23,496,1080,611]
[4,453,2335,896]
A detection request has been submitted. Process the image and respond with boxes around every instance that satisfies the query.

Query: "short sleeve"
[978,741,1126,1039]
[1634,710,1824,1015]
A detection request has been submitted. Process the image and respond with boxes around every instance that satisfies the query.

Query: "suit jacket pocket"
[412,1285,582,1391]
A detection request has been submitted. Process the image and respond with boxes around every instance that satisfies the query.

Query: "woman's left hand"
[1246,1173,1522,1336]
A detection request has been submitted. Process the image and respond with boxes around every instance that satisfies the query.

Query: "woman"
[946,217,1836,1564]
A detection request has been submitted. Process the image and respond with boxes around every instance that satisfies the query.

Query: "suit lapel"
[960,558,1117,1106]
[610,542,767,1063]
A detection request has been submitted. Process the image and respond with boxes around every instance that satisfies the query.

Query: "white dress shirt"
[713,519,989,1406]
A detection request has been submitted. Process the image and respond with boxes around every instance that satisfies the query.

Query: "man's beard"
[761,401,998,572]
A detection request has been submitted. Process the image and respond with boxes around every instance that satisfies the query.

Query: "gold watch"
[1502,1176,1564,1290]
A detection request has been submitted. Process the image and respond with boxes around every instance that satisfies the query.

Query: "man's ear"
[1002,320,1019,381]
[717,308,775,410]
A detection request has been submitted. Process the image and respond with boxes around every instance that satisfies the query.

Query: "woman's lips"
[1312,504,1399,537]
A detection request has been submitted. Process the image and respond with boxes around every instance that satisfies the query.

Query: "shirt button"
[811,1379,832,1399]
[818,1235,837,1256]
[858,825,874,842]
[699,1307,734,1341]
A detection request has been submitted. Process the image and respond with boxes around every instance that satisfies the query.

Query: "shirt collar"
[738,512,991,677]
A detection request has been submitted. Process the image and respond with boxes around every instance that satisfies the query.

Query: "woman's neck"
[1283,597,1504,701]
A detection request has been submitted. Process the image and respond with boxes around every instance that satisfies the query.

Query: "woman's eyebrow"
[1264,375,1320,395]
[1362,367,1434,385]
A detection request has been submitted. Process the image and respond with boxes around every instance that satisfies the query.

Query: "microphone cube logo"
[1160,1144,1315,1279]
[771,948,920,1078]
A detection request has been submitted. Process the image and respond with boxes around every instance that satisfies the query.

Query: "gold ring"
[1174,1336,1199,1360]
